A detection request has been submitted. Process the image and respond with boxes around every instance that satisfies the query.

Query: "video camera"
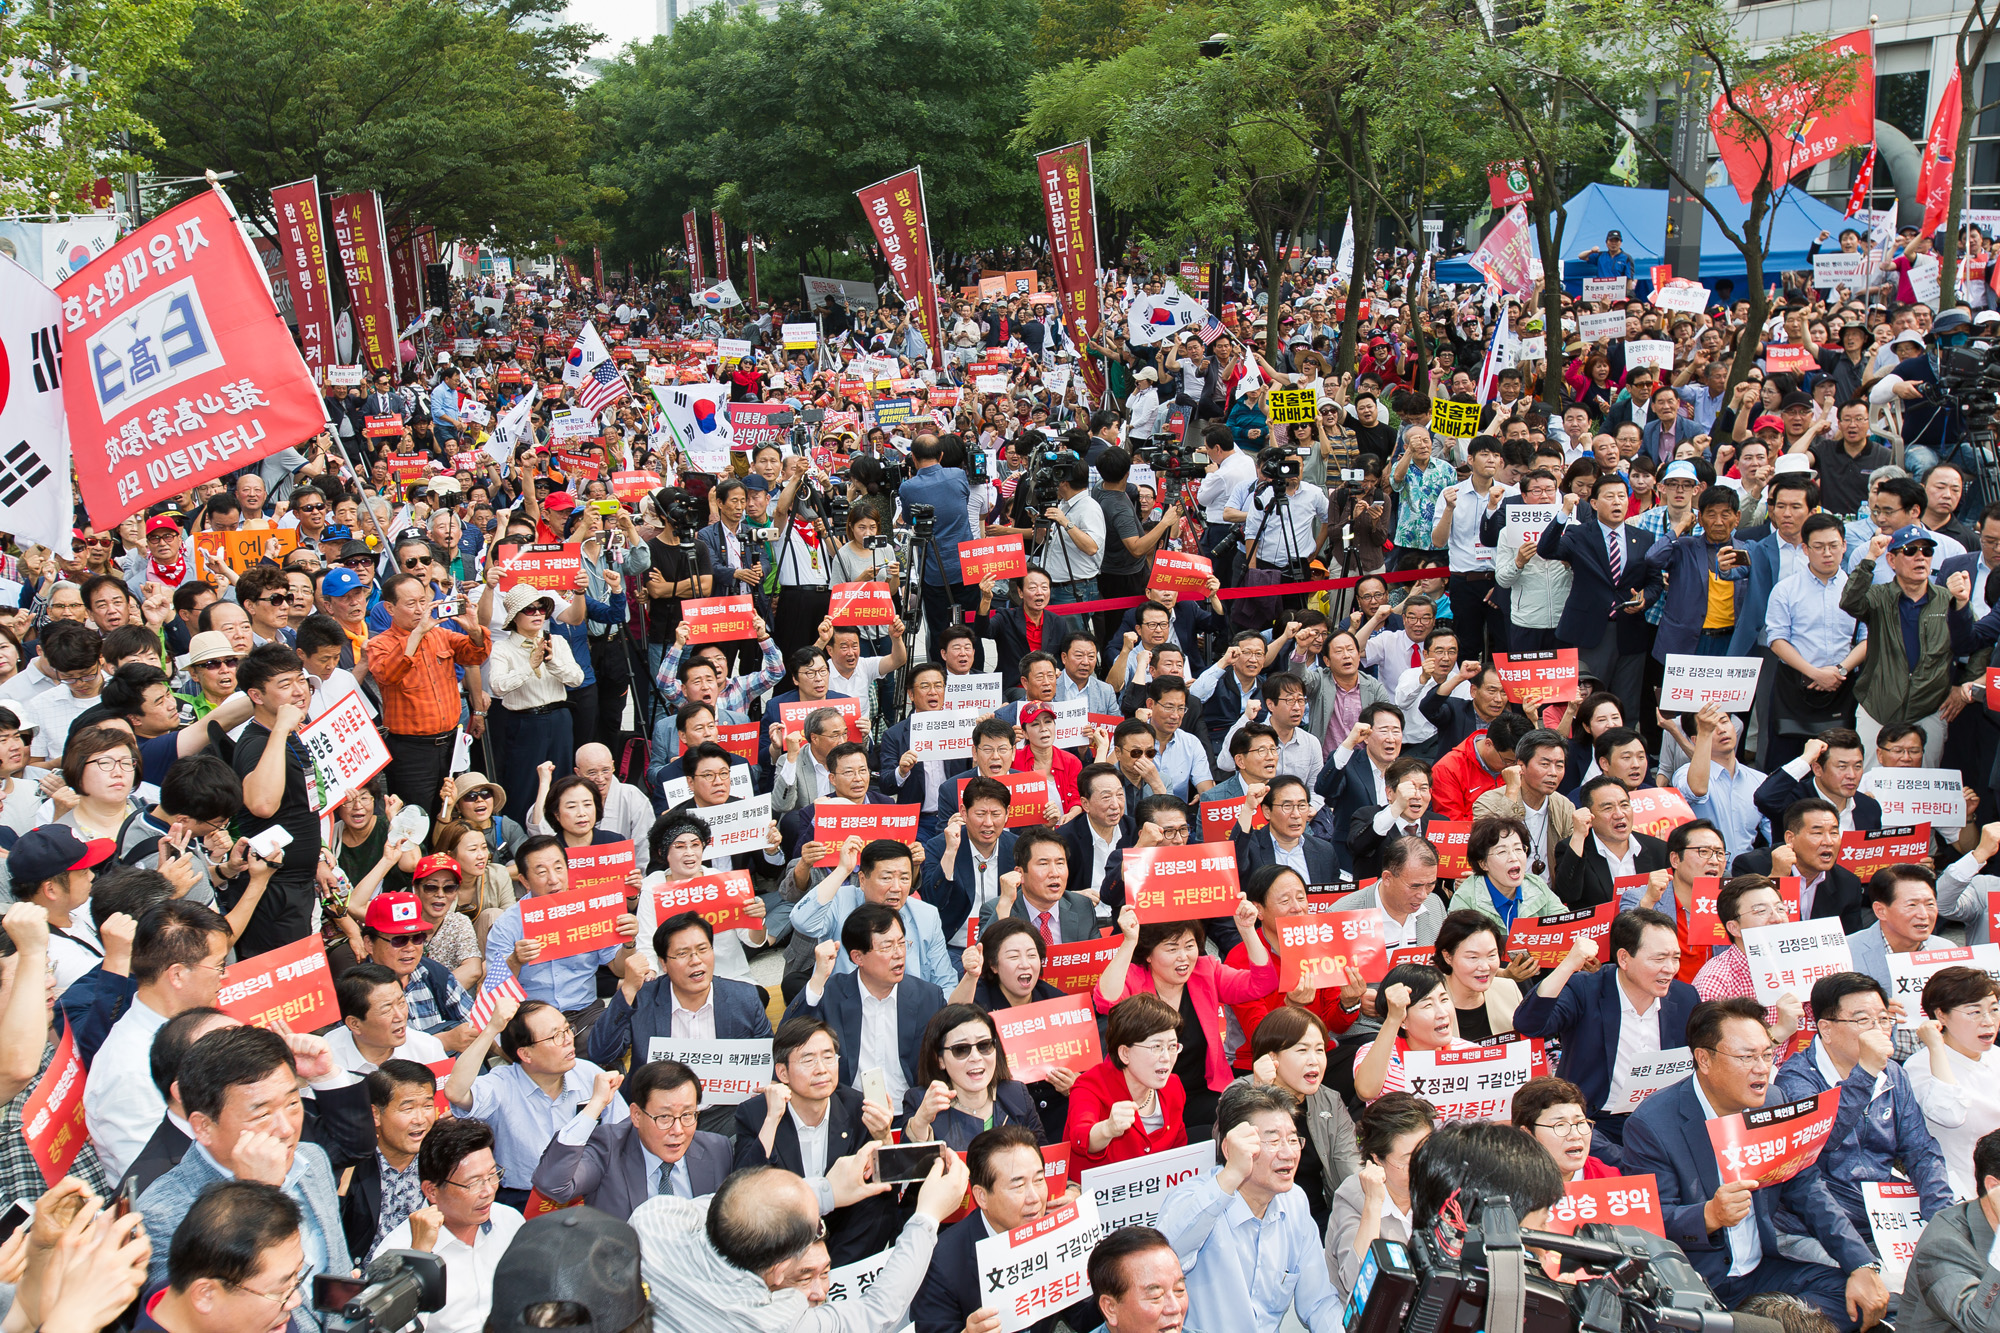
[1346,1196,1781,1333]
[1140,439,1197,493]
[1257,446,1303,483]
[1027,446,1082,510]
[1938,343,2000,440]
[313,1250,447,1333]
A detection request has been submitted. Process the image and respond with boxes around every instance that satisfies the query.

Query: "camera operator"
[896,434,979,646]
[1040,454,1106,605]
[1197,423,1254,589]
[1242,447,1328,578]
[1881,309,1981,486]
[1093,447,1183,654]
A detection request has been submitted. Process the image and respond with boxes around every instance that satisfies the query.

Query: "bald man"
[631,1155,972,1333]
[527,742,657,872]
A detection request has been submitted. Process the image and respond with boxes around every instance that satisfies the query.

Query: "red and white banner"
[959,535,1027,585]
[812,804,921,865]
[271,179,335,375]
[1921,67,1963,237]
[1199,795,1267,842]
[1470,204,1535,295]
[710,209,730,284]
[1886,943,2000,1024]
[1708,1089,1840,1187]
[1043,934,1124,994]
[1147,549,1212,597]
[1507,902,1616,969]
[328,190,401,372]
[64,189,324,527]
[498,543,584,592]
[1741,917,1854,1005]
[1400,1039,1544,1122]
[1486,160,1534,209]
[1433,820,1472,879]
[992,992,1102,1081]
[518,883,628,962]
[1037,141,1103,394]
[780,696,865,745]
[218,935,339,1030]
[958,772,1060,828]
[299,690,391,813]
[1863,1181,1922,1294]
[1492,650,1579,709]
[1272,912,1387,990]
[828,582,896,627]
[855,169,944,370]
[1125,844,1241,922]
[1845,145,1878,219]
[655,870,758,934]
[683,211,705,287]
[727,402,791,448]
[974,1196,1107,1333]
[612,470,661,503]
[1709,30,1875,203]
[22,1023,89,1186]
[1541,1175,1665,1238]
[566,840,636,897]
[1838,824,1932,881]
[1627,788,1697,843]
[682,596,759,643]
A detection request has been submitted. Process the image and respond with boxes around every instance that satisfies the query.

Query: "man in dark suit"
[879,663,974,844]
[1347,756,1441,883]
[1729,797,1870,933]
[733,1014,899,1264]
[1752,730,1882,833]
[1063,763,1137,904]
[532,1058,732,1219]
[1552,775,1671,910]
[1538,473,1655,705]
[1012,824,1102,946]
[784,903,945,1095]
[337,1060,442,1267]
[1314,700,1403,875]
[1232,774,1339,884]
[919,776,1019,950]
[973,566,1076,689]
[778,739,890,866]
[1621,998,1889,1327]
[1512,907,1700,1166]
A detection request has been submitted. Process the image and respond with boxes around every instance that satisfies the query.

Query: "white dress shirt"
[672,990,718,1042]
[1690,1076,1763,1276]
[791,1106,831,1179]
[83,997,171,1181]
[1594,834,1638,880]
[376,1205,527,1333]
[1603,974,1664,1113]
[857,986,906,1104]
[325,1025,447,1076]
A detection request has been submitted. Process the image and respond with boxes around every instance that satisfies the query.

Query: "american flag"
[468,976,525,1032]
[1196,314,1226,345]
[577,358,630,416]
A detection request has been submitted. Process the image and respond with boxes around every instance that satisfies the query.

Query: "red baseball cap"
[363,892,428,936]
[1020,703,1056,725]
[412,854,462,885]
[1752,414,1785,434]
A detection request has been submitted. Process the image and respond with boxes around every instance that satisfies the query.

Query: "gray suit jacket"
[772,754,821,814]
[1905,1198,2000,1333]
[1329,883,1446,946]
[141,1142,350,1333]
[531,1120,733,1221]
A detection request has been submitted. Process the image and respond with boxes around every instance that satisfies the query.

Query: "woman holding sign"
[1352,963,1475,1103]
[1225,865,1363,1067]
[629,813,768,982]
[957,917,1078,1134]
[1098,900,1275,1137]
[902,1004,1045,1152]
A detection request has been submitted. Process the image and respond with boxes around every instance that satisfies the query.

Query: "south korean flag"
[0,254,71,559]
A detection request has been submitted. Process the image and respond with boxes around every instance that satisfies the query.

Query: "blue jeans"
[1050,578,1098,605]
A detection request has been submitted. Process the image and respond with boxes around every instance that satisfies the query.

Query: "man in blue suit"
[588,912,774,1079]
[531,1058,734,1218]
[1314,700,1404,875]
[1728,473,1817,762]
[919,776,1019,952]
[1622,997,1890,1329]
[1537,473,1654,705]
[1232,774,1340,884]
[1512,907,1700,1167]
[784,903,945,1099]
[879,662,973,843]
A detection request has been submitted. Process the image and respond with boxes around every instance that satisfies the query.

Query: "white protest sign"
[1909,254,1943,308]
[298,692,391,813]
[1885,944,2000,1025]
[1578,310,1626,342]
[324,364,365,387]
[908,710,977,761]
[1740,918,1853,1006]
[645,1036,773,1106]
[550,410,598,440]
[657,762,755,810]
[945,673,1006,713]
[1581,278,1627,303]
[973,1195,1108,1333]
[820,1248,901,1318]
[1500,503,1563,550]
[1651,283,1710,314]
[1083,1141,1212,1232]
[1813,252,1867,289]
[645,364,669,385]
[1048,697,1091,749]
[1625,339,1675,370]
[1661,655,1762,712]
[717,338,752,364]
[781,322,819,350]
[1859,767,1967,831]
[975,374,1010,394]
[1044,365,1073,394]
[1603,1051,1695,1114]
[701,793,773,859]
[1399,1039,1542,1123]
[1862,1181,1923,1294]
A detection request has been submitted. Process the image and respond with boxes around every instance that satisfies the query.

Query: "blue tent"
[1435,183,1853,291]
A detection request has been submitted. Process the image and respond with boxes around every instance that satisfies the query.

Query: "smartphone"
[114,1175,139,1220]
[860,1067,889,1108]
[593,500,619,515]
[874,1142,943,1185]
[313,1274,367,1314]
[0,1201,30,1247]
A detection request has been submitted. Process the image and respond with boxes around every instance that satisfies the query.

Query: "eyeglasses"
[522,1027,574,1048]
[1534,1118,1592,1138]
[230,1261,312,1308]
[1702,1047,1776,1069]
[446,1170,503,1193]
[787,1052,840,1072]
[634,1106,701,1129]
[1273,801,1312,814]
[1822,1014,1895,1031]
[1128,1039,1182,1057]
[1682,843,1726,860]
[403,557,433,568]
[85,537,113,548]
[1124,748,1158,759]
[1245,745,1279,758]
[665,942,714,964]
[388,931,434,948]
[342,557,375,569]
[462,791,493,802]
[86,756,138,774]
[262,594,293,606]
[942,1038,996,1060]
[296,504,327,513]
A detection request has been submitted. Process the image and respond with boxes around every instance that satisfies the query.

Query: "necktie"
[657,1161,672,1197]
[1410,644,1423,669]
[1606,528,1624,619]
[1038,911,1056,947]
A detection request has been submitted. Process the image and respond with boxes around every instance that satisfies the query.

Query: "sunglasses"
[403,557,433,568]
[199,657,241,670]
[942,1038,996,1060]
[263,594,292,606]
[85,537,113,547]
[343,558,375,569]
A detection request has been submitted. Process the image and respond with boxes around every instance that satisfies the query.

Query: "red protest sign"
[682,596,759,644]
[613,470,661,502]
[541,384,564,399]
[1492,650,1579,709]
[1628,788,1697,843]
[21,1024,88,1186]
[1708,1088,1840,1187]
[1507,902,1617,970]
[366,415,407,439]
[1147,550,1212,597]
[1272,912,1387,991]
[1125,845,1241,923]
[1764,345,1814,374]
[1540,1176,1665,1238]
[1649,264,1673,290]
[957,772,1056,828]
[782,696,865,745]
[499,543,584,592]
[1987,666,2000,713]
[992,993,1102,1080]
[217,935,339,1030]
[1386,944,1436,970]
[67,190,327,527]
[384,451,429,481]
[812,804,921,865]
[1988,890,2000,943]
[425,1058,455,1115]
[1043,934,1125,994]
[655,870,758,934]
[959,535,1028,584]
[1690,876,1726,947]
[828,582,896,628]
[566,840,636,897]
[556,451,602,478]
[1486,160,1534,209]
[518,883,628,961]
[1041,1142,1071,1195]
[522,1189,586,1218]
[1838,824,1932,881]
[1433,821,1473,879]
[715,723,760,765]
[1199,795,1266,842]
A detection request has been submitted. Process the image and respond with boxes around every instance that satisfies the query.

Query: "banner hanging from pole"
[854,169,943,370]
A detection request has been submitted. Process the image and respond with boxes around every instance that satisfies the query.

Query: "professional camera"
[1257,446,1301,482]
[907,502,936,543]
[1938,342,2000,439]
[313,1249,446,1333]
[1141,440,1194,491]
[1027,446,1081,509]
[655,487,704,538]
[824,488,852,533]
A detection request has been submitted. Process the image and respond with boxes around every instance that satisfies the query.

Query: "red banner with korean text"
[498,543,584,592]
[812,804,921,865]
[1487,161,1534,209]
[271,179,335,376]
[1708,1089,1840,1186]
[992,993,1103,1080]
[1921,67,1964,237]
[681,596,759,644]
[959,536,1027,585]
[1433,821,1472,879]
[1837,824,1932,881]
[1125,844,1241,923]
[1199,795,1267,842]
[218,935,339,1030]
[782,696,866,746]
[65,189,326,527]
[1470,204,1534,295]
[828,582,896,627]
[1507,902,1617,969]
[1037,142,1103,396]
[958,772,1058,828]
[329,190,402,372]
[1540,1176,1665,1238]
[854,169,943,370]
[1492,650,1579,709]
[1272,912,1387,991]
[716,723,761,766]
[1708,30,1875,203]
[1147,550,1212,598]
[22,1022,88,1186]
[656,870,758,934]
[387,223,419,332]
[711,209,730,284]
[683,211,705,287]
[1627,788,1697,843]
[566,840,636,897]
[518,883,627,962]
[1043,935,1124,994]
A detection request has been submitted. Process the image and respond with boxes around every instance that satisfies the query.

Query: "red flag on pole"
[1843,145,1877,218]
[682,210,705,287]
[1708,30,1875,204]
[745,232,759,308]
[1920,68,1963,238]
[328,190,402,372]
[1036,141,1105,400]
[270,179,336,378]
[711,209,730,284]
[854,169,944,370]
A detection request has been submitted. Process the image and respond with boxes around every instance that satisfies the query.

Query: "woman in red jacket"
[1066,993,1188,1166]
[1226,864,1363,1071]
[1096,899,1277,1136]
[1512,1075,1620,1180]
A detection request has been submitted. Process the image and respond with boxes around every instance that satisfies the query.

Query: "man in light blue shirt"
[1155,1083,1347,1333]
[1674,706,1768,865]
[482,834,642,1017]
[431,365,464,444]
[788,837,955,989]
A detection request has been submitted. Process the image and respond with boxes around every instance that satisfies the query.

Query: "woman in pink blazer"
[1095,899,1276,1139]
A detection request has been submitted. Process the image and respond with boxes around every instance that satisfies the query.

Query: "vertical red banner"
[386,222,418,334]
[711,209,730,284]
[854,168,943,370]
[593,246,605,290]
[745,231,759,307]
[1036,141,1102,384]
[413,227,438,274]
[22,1022,89,1186]
[683,210,706,287]
[329,189,402,372]
[1920,66,1963,237]
[271,179,336,377]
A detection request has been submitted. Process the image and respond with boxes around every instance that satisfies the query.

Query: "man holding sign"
[481,835,642,1028]
[1622,998,1890,1327]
